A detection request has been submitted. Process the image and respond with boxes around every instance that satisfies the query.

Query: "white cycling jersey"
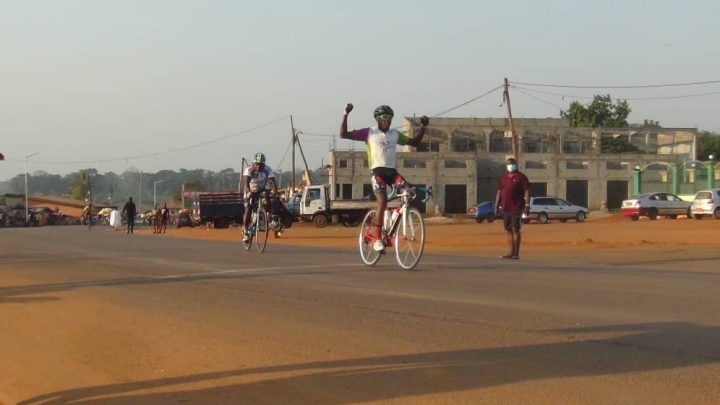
[244,165,275,192]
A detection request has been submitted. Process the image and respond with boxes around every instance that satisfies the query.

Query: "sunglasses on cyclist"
[376,114,393,121]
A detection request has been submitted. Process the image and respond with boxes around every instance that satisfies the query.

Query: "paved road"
[1,227,719,404]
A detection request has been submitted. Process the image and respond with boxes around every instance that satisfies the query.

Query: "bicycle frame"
[385,185,432,239]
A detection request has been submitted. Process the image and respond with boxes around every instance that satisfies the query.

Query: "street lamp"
[25,152,39,222]
[153,179,164,209]
[108,182,117,203]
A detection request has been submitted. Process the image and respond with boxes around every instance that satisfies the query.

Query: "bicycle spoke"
[394,207,425,270]
[358,210,381,266]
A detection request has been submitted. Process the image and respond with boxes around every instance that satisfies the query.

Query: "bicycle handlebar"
[387,184,433,204]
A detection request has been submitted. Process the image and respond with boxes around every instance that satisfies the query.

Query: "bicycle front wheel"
[255,207,270,253]
[242,212,253,251]
[394,207,425,270]
[358,209,381,266]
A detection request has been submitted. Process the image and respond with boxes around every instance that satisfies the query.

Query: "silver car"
[522,197,590,224]
[620,192,691,220]
[690,188,720,219]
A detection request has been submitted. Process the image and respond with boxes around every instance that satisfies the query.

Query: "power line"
[510,86,565,110]
[433,85,504,117]
[4,115,289,165]
[296,131,334,137]
[509,79,720,89]
[513,85,720,101]
[276,139,293,169]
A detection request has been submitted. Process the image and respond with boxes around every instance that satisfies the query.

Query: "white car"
[620,192,691,221]
[522,197,589,224]
[690,188,720,219]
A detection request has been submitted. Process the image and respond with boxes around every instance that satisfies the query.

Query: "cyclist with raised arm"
[340,103,429,252]
[82,203,93,227]
[242,152,277,242]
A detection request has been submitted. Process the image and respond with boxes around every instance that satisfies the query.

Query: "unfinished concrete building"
[328,117,697,214]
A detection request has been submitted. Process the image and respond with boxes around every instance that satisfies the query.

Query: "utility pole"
[24,152,39,222]
[139,170,143,212]
[239,157,247,192]
[153,179,164,209]
[87,170,93,206]
[503,78,519,162]
[294,132,314,185]
[290,115,296,191]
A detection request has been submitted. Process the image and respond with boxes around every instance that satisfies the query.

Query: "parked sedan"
[620,192,691,221]
[522,197,589,224]
[467,201,497,223]
[690,188,720,219]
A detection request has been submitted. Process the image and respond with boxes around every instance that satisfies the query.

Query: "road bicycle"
[242,191,270,253]
[358,184,432,270]
[83,212,93,230]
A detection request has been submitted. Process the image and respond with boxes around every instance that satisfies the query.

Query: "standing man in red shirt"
[494,157,530,259]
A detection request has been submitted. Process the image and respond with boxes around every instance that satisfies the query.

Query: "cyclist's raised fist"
[345,103,354,114]
[420,115,429,127]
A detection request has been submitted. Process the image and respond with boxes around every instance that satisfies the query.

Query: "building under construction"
[328,117,698,213]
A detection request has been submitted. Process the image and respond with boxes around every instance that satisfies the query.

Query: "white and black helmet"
[373,105,394,118]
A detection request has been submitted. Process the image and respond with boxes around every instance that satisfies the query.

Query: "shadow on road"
[19,322,720,404]
[0,265,377,305]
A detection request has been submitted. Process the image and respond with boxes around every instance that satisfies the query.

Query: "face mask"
[506,164,518,172]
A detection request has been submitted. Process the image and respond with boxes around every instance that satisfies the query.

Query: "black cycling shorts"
[503,212,522,232]
[371,167,406,192]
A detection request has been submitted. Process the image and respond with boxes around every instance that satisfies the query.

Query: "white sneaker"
[373,239,385,252]
[242,231,250,242]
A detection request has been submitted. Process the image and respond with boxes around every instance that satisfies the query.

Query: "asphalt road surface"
[1,227,719,404]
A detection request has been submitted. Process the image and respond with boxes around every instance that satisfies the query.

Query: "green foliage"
[69,170,91,201]
[561,95,631,127]
[697,131,720,160]
[182,180,206,192]
[601,135,641,154]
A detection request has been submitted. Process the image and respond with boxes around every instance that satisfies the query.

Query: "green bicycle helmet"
[373,105,394,118]
[252,152,266,164]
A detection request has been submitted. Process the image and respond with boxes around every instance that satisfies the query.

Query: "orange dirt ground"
[139,214,720,259]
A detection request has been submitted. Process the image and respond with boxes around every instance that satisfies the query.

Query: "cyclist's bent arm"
[403,116,429,147]
[269,177,278,194]
[339,104,370,141]
[340,127,370,141]
[243,176,252,194]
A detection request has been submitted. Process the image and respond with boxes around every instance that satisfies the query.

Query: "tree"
[561,95,631,128]
[600,135,641,154]
[68,170,91,201]
[697,131,720,161]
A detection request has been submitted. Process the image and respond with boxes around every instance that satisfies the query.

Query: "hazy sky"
[2,0,719,179]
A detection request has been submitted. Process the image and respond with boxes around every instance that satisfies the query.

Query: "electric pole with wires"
[503,77,519,162]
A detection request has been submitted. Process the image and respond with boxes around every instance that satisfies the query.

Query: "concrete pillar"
[670,164,679,195]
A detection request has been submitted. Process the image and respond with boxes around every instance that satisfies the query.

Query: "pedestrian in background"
[161,202,169,234]
[122,197,137,234]
[494,157,530,259]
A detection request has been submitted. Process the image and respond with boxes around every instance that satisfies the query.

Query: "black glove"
[345,103,354,114]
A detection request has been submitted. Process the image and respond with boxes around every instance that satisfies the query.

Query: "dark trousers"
[127,218,135,233]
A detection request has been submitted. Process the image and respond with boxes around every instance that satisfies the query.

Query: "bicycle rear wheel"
[358,209,381,266]
[255,207,270,253]
[394,207,425,270]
